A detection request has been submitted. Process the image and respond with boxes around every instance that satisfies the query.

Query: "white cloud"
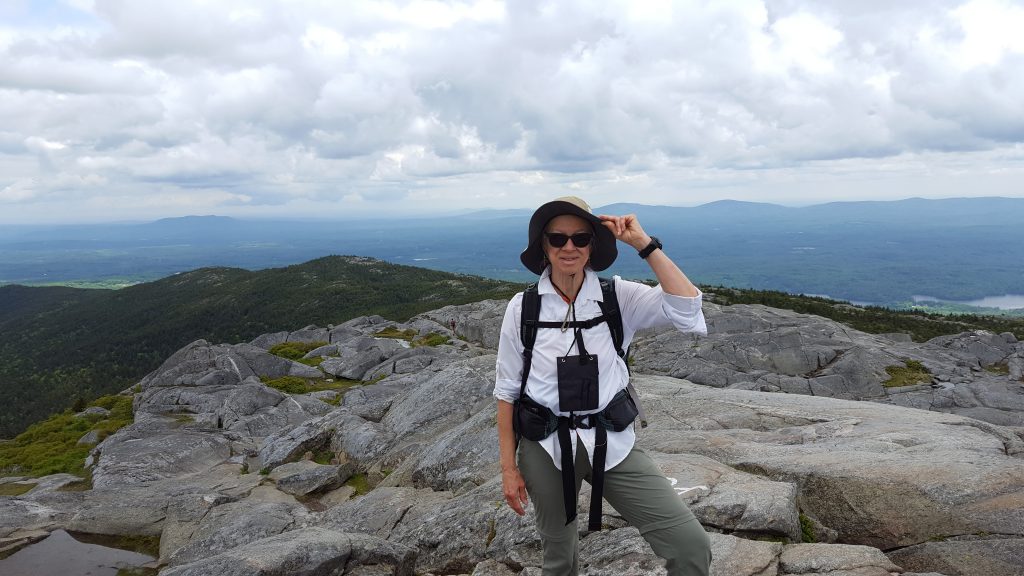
[1,0,1022,223]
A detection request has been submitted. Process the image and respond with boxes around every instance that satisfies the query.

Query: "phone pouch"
[557,354,599,412]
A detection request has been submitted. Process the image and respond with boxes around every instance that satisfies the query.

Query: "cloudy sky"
[2,0,1023,223]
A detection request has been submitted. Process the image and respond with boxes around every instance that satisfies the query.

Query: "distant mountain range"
[2,197,1023,306]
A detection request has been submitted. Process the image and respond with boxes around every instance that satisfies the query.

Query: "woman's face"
[543,214,592,277]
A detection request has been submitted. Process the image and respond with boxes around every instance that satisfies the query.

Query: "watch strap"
[638,236,662,259]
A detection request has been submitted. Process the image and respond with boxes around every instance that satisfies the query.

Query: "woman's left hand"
[598,214,652,251]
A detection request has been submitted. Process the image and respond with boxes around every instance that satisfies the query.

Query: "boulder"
[886,536,1024,576]
[630,302,1024,428]
[270,461,353,496]
[321,337,405,380]
[780,543,900,576]
[158,527,417,576]
[164,500,309,566]
[91,425,232,487]
[416,299,508,350]
[288,325,330,344]
[634,375,1024,550]
[74,406,110,418]
[23,474,84,495]
[649,452,800,541]
[251,331,289,350]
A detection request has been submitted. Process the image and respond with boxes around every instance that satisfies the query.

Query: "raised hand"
[597,214,652,251]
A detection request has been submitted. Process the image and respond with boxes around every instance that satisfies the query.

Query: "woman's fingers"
[598,214,626,238]
[598,214,641,241]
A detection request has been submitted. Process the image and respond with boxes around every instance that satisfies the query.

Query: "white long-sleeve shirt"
[494,266,707,471]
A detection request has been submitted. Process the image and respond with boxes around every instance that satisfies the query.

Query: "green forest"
[2,256,1022,439]
[0,256,518,437]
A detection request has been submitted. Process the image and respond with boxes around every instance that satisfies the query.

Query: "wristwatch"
[638,236,662,259]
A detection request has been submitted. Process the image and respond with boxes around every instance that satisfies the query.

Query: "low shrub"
[375,327,417,341]
[882,359,932,388]
[268,341,328,361]
[0,394,134,478]
[414,332,450,347]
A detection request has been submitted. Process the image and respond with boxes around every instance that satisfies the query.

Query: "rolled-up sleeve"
[616,277,707,337]
[493,293,525,403]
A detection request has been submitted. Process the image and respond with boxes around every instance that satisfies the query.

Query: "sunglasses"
[544,232,594,248]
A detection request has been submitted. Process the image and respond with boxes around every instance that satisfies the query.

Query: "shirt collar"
[538,266,604,303]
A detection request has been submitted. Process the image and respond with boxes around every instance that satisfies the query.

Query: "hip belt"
[513,389,639,530]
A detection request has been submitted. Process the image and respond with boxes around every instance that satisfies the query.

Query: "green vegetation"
[799,513,817,543]
[0,394,133,478]
[312,449,335,465]
[704,286,1024,342]
[883,359,932,388]
[984,363,1010,375]
[374,327,449,347]
[0,482,35,496]
[414,332,450,347]
[260,375,362,396]
[375,327,417,340]
[0,256,518,437]
[345,472,371,495]
[268,341,328,361]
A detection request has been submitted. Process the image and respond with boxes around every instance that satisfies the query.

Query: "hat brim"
[519,200,618,275]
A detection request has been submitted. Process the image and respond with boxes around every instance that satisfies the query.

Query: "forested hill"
[0,256,519,437]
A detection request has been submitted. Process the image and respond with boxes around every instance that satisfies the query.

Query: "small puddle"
[0,529,157,576]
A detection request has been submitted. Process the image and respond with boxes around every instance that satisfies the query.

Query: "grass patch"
[984,363,1010,375]
[261,376,362,396]
[375,326,449,347]
[296,356,325,367]
[0,394,134,478]
[268,341,329,361]
[799,513,817,543]
[375,327,417,341]
[312,449,335,465]
[413,332,450,347]
[323,393,342,406]
[0,482,35,496]
[57,479,92,491]
[345,472,371,495]
[882,359,932,388]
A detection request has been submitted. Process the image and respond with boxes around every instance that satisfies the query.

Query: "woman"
[493,196,712,576]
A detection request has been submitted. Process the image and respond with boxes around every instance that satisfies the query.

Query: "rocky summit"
[2,298,1022,576]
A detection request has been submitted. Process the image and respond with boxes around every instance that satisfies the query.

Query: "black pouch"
[514,396,558,441]
[557,353,600,412]
[597,389,639,432]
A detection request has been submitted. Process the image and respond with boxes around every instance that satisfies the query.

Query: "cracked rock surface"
[4,299,1023,575]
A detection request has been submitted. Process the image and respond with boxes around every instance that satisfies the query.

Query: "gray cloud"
[1,0,1022,222]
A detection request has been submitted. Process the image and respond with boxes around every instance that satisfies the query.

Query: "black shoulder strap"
[596,277,625,360]
[519,283,541,398]
[597,277,647,427]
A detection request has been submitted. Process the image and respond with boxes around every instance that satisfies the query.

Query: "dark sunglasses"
[544,232,593,248]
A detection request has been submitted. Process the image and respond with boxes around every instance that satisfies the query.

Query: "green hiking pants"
[517,439,711,576]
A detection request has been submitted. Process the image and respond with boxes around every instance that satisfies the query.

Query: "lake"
[912,294,1024,310]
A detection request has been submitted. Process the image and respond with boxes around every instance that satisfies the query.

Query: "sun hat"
[519,196,618,275]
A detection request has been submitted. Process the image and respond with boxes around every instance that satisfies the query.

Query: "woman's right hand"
[502,466,529,515]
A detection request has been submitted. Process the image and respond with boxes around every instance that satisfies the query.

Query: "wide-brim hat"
[520,196,618,275]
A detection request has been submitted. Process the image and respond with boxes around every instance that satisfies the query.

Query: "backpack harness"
[515,277,648,531]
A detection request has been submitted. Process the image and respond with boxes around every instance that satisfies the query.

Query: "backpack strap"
[596,278,625,359]
[597,277,648,428]
[519,283,541,400]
